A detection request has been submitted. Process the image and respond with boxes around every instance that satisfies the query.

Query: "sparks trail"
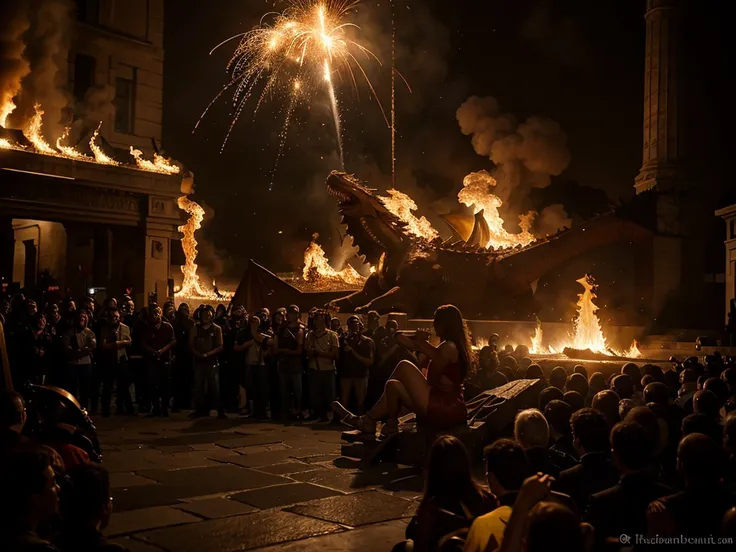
[197,0,394,186]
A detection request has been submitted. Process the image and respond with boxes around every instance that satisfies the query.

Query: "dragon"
[326,171,652,318]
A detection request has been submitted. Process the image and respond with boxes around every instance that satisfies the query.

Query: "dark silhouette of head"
[539,387,564,411]
[423,435,481,507]
[693,389,720,420]
[566,373,589,399]
[573,365,588,377]
[563,390,585,413]
[611,421,652,473]
[571,408,609,455]
[704,378,729,410]
[592,390,621,427]
[483,438,531,494]
[611,374,634,399]
[526,363,544,379]
[544,399,573,438]
[550,366,567,390]
[677,433,722,487]
[622,363,642,389]
[588,372,607,396]
[625,406,662,458]
[526,502,585,552]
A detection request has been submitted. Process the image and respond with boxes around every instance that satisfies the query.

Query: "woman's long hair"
[434,304,476,378]
[421,435,486,513]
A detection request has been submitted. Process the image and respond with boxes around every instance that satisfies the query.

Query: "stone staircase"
[640,329,736,360]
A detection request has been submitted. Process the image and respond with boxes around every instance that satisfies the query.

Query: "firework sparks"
[198,0,387,182]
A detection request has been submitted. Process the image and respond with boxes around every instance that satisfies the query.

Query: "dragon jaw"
[326,171,408,265]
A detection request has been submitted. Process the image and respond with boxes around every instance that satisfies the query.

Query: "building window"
[114,65,136,134]
[75,0,100,24]
[72,54,96,104]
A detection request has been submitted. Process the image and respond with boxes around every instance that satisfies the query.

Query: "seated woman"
[332,304,474,435]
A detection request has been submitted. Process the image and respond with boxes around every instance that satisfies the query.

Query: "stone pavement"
[94,413,423,551]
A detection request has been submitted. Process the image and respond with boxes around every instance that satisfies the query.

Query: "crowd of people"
[399,343,736,551]
[0,292,416,422]
[4,293,736,551]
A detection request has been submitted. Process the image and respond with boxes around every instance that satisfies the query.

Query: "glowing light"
[56,127,89,159]
[0,99,16,128]
[23,104,57,155]
[379,189,439,241]
[89,123,119,165]
[176,196,218,299]
[459,171,536,249]
[0,138,15,150]
[303,233,367,286]
[473,337,489,351]
[529,275,644,359]
[130,147,181,175]
[197,0,388,169]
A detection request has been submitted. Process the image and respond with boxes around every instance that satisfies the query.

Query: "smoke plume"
[7,0,74,140]
[536,203,572,236]
[0,2,31,127]
[68,84,116,144]
[456,95,571,205]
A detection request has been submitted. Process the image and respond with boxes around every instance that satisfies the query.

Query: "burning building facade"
[0,1,183,305]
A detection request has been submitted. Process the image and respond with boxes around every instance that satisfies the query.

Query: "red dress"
[425,358,467,428]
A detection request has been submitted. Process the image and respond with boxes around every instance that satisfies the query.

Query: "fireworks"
[199,0,387,185]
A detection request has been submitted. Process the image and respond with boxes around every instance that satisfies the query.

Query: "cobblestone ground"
[95,413,422,551]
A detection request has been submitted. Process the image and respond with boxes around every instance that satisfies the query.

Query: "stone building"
[0,0,182,306]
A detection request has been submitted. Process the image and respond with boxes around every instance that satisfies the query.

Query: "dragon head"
[326,171,408,264]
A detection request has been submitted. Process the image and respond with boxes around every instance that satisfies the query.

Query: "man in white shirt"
[306,311,339,422]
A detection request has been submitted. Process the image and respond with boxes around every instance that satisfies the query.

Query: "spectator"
[476,346,507,391]
[587,372,607,403]
[693,389,721,420]
[464,439,531,552]
[538,387,563,411]
[525,363,544,381]
[618,398,638,421]
[704,377,730,416]
[61,311,96,410]
[515,408,575,478]
[305,311,339,422]
[624,406,665,460]
[584,422,672,546]
[329,317,343,337]
[543,399,577,460]
[56,463,127,552]
[648,433,734,539]
[621,363,642,393]
[0,390,30,452]
[142,306,176,417]
[172,303,195,412]
[681,412,722,443]
[563,390,585,413]
[640,374,655,389]
[675,368,698,411]
[591,389,620,428]
[549,366,567,391]
[274,305,305,421]
[565,373,589,401]
[405,436,496,551]
[0,448,61,552]
[337,315,374,417]
[611,374,635,400]
[362,310,385,343]
[97,308,132,417]
[234,315,272,420]
[524,501,586,552]
[188,306,225,419]
[573,365,588,377]
[557,408,619,511]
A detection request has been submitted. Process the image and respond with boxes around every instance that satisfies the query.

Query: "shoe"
[217,411,228,420]
[332,401,376,433]
[380,418,399,437]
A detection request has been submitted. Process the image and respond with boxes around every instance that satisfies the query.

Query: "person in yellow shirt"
[464,439,532,552]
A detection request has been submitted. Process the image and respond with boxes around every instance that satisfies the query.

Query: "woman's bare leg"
[390,360,431,416]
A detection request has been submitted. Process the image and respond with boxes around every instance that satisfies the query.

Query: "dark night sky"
[161,0,731,283]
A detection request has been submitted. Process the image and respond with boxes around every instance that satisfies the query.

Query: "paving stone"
[174,498,258,519]
[140,510,343,552]
[107,505,200,536]
[153,445,194,454]
[109,472,159,489]
[291,468,375,493]
[109,537,167,552]
[228,443,290,455]
[215,435,284,449]
[230,483,343,509]
[219,449,296,467]
[145,431,251,447]
[104,450,224,473]
[286,490,415,527]
[113,466,288,511]
[254,519,409,552]
[300,454,341,464]
[255,461,318,475]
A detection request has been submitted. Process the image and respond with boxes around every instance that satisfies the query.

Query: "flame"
[89,122,119,165]
[473,336,489,351]
[458,171,536,249]
[56,127,89,159]
[529,275,644,359]
[0,138,15,150]
[23,104,57,155]
[530,319,549,354]
[176,195,218,299]
[379,189,439,241]
[0,98,16,128]
[303,233,366,286]
[130,147,181,175]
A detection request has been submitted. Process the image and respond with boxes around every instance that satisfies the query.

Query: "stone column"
[635,0,680,196]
